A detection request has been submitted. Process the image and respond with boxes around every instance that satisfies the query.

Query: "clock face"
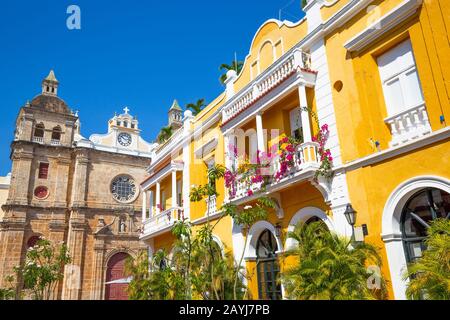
[118,132,132,147]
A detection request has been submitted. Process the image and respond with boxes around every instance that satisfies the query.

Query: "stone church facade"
[0,71,158,300]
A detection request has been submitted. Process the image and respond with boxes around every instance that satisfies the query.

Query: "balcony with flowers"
[224,121,333,205]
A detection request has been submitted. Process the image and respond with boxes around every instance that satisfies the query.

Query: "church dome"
[30,94,71,115]
[28,70,72,115]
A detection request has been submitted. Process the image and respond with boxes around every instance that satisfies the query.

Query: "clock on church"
[117,132,132,147]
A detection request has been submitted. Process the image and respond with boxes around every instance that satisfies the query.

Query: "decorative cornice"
[344,0,423,52]
[338,127,450,173]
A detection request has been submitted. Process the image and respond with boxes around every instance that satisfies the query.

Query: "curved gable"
[233,18,308,93]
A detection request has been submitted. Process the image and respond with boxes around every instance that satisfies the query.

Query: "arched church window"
[256,229,282,300]
[51,126,62,141]
[27,235,42,249]
[401,188,450,263]
[34,123,45,138]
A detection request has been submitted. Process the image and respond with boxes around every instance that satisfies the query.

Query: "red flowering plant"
[236,152,270,198]
[313,123,333,180]
[224,143,271,199]
[224,143,238,199]
[274,135,300,181]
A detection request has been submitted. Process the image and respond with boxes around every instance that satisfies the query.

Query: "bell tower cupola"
[168,99,183,130]
[42,70,59,96]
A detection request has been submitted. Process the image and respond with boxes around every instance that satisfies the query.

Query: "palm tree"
[403,219,450,300]
[186,99,206,116]
[219,61,244,84]
[281,222,387,300]
[158,125,174,143]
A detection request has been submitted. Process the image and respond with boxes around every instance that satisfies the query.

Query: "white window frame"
[378,40,424,118]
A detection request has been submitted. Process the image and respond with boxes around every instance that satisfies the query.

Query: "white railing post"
[225,70,237,101]
[293,49,303,68]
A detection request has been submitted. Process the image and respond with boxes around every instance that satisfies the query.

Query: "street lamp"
[344,204,357,240]
[344,204,357,226]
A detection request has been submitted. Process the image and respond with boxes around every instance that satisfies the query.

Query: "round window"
[34,186,49,199]
[111,175,137,203]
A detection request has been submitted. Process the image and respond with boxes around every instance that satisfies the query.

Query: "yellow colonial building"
[140,0,450,300]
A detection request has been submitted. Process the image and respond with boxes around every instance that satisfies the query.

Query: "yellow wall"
[346,140,450,299]
[323,0,450,299]
[144,0,450,300]
[326,0,450,163]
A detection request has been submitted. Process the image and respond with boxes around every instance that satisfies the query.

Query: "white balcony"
[205,195,218,216]
[50,139,61,146]
[385,102,431,147]
[230,142,321,203]
[222,49,315,127]
[142,207,183,239]
[33,136,44,144]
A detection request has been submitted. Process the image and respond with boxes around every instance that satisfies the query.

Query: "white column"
[183,110,193,220]
[298,85,312,143]
[172,170,177,208]
[224,134,231,170]
[256,113,265,153]
[148,190,154,218]
[142,190,147,222]
[156,182,161,214]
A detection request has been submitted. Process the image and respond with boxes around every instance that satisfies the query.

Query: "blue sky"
[0,0,305,175]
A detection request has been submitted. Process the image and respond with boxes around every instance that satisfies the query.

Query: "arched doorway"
[382,176,450,299]
[256,229,282,300]
[105,252,130,300]
[285,207,334,250]
[401,188,450,263]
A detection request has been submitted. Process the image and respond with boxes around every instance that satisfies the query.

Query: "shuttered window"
[377,39,424,117]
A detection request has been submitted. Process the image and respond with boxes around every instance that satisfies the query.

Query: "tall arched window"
[33,123,45,141]
[401,188,450,263]
[51,126,62,143]
[27,235,42,249]
[256,229,282,300]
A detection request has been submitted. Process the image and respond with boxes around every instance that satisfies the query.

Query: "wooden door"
[105,252,129,300]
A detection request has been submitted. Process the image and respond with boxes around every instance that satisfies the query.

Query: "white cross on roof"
[123,107,130,114]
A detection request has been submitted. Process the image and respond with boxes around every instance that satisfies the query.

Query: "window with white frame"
[377,39,424,117]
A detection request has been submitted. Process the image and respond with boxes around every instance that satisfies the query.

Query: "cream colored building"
[0,173,11,220]
[0,71,159,300]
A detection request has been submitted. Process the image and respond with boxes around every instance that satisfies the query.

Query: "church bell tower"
[168,99,183,130]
